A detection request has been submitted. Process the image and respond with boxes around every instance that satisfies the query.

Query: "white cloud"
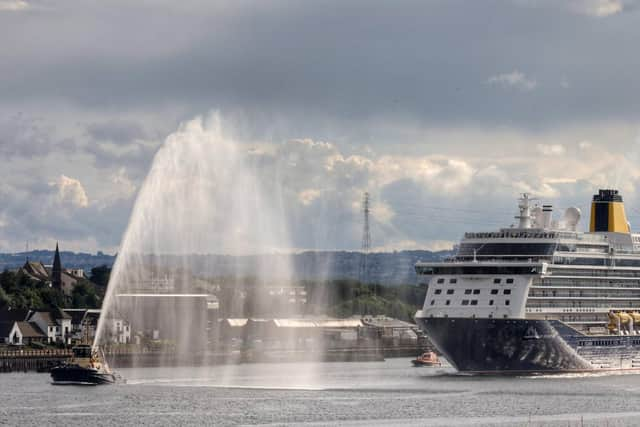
[109,168,137,200]
[578,140,593,150]
[572,0,626,17]
[536,143,566,156]
[51,175,89,208]
[298,188,322,206]
[514,0,629,17]
[0,0,28,11]
[371,200,395,224]
[487,70,537,91]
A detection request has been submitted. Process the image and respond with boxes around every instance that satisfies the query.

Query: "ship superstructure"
[415,189,640,373]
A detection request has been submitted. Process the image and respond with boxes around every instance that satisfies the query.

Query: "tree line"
[0,265,111,311]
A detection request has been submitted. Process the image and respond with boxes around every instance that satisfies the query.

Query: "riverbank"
[0,344,430,372]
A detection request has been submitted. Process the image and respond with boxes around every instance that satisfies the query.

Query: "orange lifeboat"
[411,351,441,367]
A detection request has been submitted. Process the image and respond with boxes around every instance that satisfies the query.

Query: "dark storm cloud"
[2,0,640,130]
[2,0,640,253]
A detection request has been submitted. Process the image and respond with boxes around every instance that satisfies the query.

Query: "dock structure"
[0,349,71,372]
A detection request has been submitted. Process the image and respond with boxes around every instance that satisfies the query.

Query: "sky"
[2,0,640,254]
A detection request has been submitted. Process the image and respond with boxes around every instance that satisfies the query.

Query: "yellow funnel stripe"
[609,201,630,233]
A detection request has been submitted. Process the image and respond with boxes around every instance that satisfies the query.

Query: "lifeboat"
[411,351,441,367]
[607,311,619,334]
[618,312,632,325]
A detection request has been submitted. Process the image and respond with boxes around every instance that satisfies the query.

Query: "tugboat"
[51,345,120,385]
[411,351,441,367]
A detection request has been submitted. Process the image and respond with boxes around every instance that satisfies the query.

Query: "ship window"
[461,300,469,306]
[504,289,511,295]
[450,278,457,284]
[493,278,501,284]
[445,300,450,305]
[465,289,472,295]
[490,289,498,295]
[505,300,510,306]
[434,289,442,295]
[470,300,478,306]
[506,278,514,284]
[430,300,435,306]
[489,300,494,306]
[437,278,444,284]
[446,289,454,295]
[473,289,480,295]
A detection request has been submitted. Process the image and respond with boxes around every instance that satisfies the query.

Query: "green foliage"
[0,271,48,309]
[0,269,101,310]
[90,265,111,288]
[0,286,9,308]
[304,279,426,323]
[71,280,100,308]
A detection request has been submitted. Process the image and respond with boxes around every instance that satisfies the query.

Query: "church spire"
[52,242,62,290]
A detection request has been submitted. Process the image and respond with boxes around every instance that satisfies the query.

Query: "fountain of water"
[94,114,321,381]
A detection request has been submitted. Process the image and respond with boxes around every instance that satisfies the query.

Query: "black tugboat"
[51,345,120,385]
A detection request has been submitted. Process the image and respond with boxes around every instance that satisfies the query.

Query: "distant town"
[0,248,452,285]
[0,244,448,371]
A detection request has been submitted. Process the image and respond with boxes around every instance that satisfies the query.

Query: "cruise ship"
[415,189,640,373]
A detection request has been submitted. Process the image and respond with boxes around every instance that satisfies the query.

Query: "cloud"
[578,140,593,150]
[298,189,322,206]
[86,119,147,143]
[51,175,89,208]
[536,143,566,156]
[3,115,640,253]
[0,0,28,11]
[487,70,537,91]
[4,1,640,252]
[571,0,627,17]
[514,0,632,17]
[0,114,76,157]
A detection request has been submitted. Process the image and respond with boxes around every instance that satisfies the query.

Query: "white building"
[28,309,72,344]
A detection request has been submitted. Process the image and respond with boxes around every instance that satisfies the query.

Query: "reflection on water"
[3,358,640,426]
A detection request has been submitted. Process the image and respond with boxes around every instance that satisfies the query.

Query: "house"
[28,308,72,344]
[0,321,46,345]
[106,318,131,344]
[0,308,47,345]
[19,243,80,296]
[64,308,97,343]
[63,309,130,345]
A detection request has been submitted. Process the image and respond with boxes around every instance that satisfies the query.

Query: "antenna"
[360,192,371,286]
[362,192,371,254]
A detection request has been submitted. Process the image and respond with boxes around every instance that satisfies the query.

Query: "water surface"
[2,358,639,426]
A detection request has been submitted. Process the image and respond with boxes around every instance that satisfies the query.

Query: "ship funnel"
[589,189,630,233]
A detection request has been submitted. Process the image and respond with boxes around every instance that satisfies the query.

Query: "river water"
[1,358,640,426]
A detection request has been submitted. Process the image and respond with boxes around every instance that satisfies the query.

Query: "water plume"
[94,113,308,374]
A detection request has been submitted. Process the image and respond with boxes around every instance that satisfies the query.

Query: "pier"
[0,349,71,373]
